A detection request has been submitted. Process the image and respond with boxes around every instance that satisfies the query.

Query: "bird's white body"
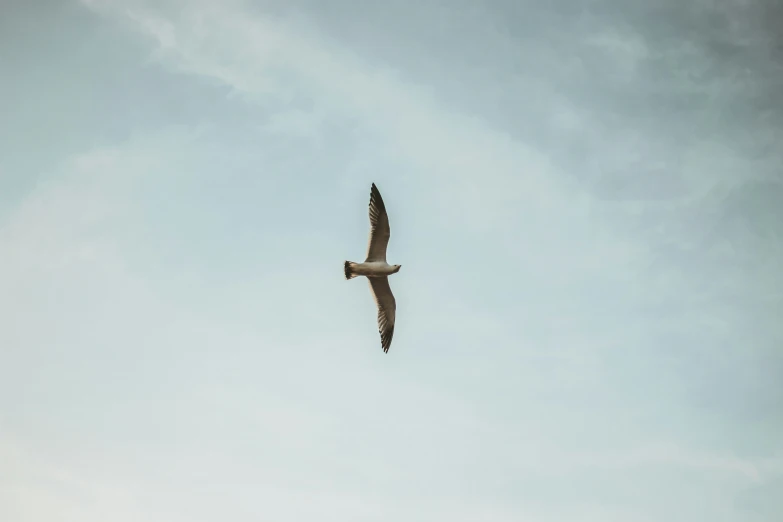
[347,261,400,278]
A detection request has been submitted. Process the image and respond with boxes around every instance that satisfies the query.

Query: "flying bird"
[344,183,402,353]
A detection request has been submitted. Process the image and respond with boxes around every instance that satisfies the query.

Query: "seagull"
[344,183,402,353]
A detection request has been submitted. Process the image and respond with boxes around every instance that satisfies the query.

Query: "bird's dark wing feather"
[365,183,391,262]
[368,276,396,353]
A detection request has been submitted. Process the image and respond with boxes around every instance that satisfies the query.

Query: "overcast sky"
[1,0,782,521]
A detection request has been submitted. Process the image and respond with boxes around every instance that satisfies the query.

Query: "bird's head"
[392,264,402,273]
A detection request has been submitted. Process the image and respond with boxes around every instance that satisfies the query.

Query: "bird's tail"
[344,261,359,280]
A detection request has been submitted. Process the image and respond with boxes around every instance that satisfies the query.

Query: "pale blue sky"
[1,0,782,520]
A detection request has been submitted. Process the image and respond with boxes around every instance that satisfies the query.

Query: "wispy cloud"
[81,0,585,232]
[2,0,781,521]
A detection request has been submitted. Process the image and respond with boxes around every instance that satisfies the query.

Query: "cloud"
[3,1,780,521]
[80,0,588,234]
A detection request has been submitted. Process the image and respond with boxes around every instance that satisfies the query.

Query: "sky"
[1,0,782,520]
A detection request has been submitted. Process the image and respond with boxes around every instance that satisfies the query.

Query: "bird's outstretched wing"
[368,276,396,353]
[365,183,391,262]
